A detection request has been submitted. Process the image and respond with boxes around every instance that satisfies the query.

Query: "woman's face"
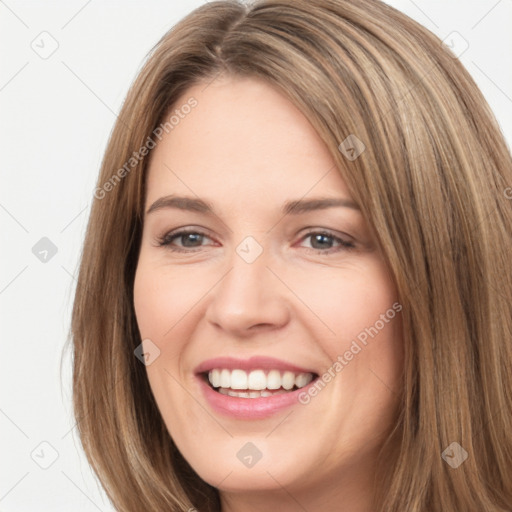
[134,75,403,507]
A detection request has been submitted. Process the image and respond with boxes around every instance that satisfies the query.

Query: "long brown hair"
[69,0,512,510]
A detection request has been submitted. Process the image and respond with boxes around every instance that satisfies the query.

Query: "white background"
[1,1,511,510]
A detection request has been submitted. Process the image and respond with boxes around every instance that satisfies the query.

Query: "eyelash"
[156,228,356,254]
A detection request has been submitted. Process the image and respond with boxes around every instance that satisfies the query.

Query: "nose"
[204,246,291,338]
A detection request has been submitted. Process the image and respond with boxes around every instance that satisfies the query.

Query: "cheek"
[290,260,399,345]
[291,261,403,402]
[133,262,202,432]
[133,260,204,349]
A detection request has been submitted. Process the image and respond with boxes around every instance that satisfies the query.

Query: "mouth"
[194,356,320,418]
[201,368,318,398]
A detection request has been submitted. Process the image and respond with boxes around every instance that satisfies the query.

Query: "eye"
[155,228,356,254]
[156,229,213,251]
[299,230,355,253]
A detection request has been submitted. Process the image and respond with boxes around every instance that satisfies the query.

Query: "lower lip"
[197,375,316,419]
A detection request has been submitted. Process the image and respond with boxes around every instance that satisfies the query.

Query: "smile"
[206,368,315,398]
[194,356,320,418]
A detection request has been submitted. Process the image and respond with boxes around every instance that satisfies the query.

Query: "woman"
[70,0,512,510]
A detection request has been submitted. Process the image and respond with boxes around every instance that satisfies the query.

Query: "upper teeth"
[207,369,314,390]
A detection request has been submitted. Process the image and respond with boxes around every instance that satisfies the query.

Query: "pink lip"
[194,356,318,420]
[197,375,317,419]
[194,356,316,375]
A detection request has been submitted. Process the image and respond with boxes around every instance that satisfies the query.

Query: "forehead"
[145,75,352,207]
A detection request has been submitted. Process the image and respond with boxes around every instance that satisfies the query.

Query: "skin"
[133,75,404,512]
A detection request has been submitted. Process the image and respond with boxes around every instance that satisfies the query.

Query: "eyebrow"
[145,195,360,216]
